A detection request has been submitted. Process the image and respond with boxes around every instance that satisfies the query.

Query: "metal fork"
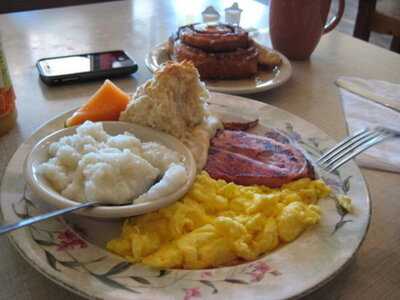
[317,127,399,172]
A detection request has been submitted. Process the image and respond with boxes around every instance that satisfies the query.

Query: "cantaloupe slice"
[65,79,130,127]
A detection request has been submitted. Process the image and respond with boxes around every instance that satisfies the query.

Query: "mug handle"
[323,0,345,34]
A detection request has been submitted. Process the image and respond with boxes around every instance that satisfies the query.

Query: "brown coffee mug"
[269,0,345,60]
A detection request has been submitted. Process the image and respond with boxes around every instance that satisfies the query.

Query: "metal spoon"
[0,175,164,236]
[0,201,100,235]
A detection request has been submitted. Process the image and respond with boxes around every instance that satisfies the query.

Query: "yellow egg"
[277,202,321,242]
[106,171,333,269]
[338,195,353,213]
[142,243,183,269]
[252,217,279,255]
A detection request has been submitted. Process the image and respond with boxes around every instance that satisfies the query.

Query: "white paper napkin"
[336,76,400,173]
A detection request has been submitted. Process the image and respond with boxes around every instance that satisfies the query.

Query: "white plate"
[24,121,197,219]
[1,93,370,300]
[145,43,293,95]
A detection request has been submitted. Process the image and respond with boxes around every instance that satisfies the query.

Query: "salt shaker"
[202,6,220,24]
[225,2,242,26]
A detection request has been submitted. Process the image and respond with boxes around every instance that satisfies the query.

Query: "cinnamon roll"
[178,23,249,52]
[170,23,259,80]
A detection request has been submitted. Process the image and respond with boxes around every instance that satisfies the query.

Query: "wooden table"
[0,1,399,299]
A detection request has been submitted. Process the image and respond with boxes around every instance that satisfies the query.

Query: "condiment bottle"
[202,6,220,24]
[225,3,242,26]
[0,38,17,136]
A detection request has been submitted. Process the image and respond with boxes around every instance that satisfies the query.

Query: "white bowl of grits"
[24,121,197,219]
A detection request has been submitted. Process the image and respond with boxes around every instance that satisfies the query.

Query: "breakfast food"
[173,41,258,80]
[37,121,186,204]
[170,23,258,80]
[120,61,208,139]
[169,23,282,80]
[205,129,314,188]
[223,119,259,131]
[254,41,282,68]
[107,171,331,269]
[56,62,346,270]
[120,61,222,170]
[65,80,130,127]
[338,195,353,213]
[177,23,249,52]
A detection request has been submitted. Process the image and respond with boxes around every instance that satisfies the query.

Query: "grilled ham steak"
[204,129,314,187]
[222,119,259,131]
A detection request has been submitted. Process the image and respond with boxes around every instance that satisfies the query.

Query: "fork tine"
[325,133,392,172]
[317,128,369,163]
[320,130,385,169]
[318,129,380,165]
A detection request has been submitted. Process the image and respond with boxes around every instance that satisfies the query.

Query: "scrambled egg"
[107,172,331,269]
[338,195,353,213]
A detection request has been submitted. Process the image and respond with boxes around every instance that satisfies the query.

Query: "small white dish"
[145,42,292,95]
[24,121,197,219]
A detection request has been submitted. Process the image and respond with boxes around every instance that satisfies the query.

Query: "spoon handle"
[0,201,98,236]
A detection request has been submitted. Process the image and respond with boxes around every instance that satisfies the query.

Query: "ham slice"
[204,129,314,187]
[222,119,259,131]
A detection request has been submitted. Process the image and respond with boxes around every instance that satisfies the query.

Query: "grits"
[37,121,186,205]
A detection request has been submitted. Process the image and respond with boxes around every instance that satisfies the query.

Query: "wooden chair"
[354,0,400,53]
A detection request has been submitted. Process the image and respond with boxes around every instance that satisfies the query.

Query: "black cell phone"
[36,50,138,85]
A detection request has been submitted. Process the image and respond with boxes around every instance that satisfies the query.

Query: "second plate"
[145,43,292,95]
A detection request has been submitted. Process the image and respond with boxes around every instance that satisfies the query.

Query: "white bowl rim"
[24,121,197,219]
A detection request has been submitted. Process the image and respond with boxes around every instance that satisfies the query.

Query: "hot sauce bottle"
[0,39,17,136]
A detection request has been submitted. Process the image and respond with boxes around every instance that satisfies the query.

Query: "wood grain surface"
[0,1,399,299]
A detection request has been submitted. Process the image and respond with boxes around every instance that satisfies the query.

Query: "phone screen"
[38,51,135,77]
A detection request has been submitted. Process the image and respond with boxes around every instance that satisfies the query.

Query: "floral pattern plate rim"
[0,93,370,300]
[145,43,293,95]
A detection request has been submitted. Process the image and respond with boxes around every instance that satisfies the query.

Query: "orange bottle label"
[0,43,15,118]
[0,87,15,117]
